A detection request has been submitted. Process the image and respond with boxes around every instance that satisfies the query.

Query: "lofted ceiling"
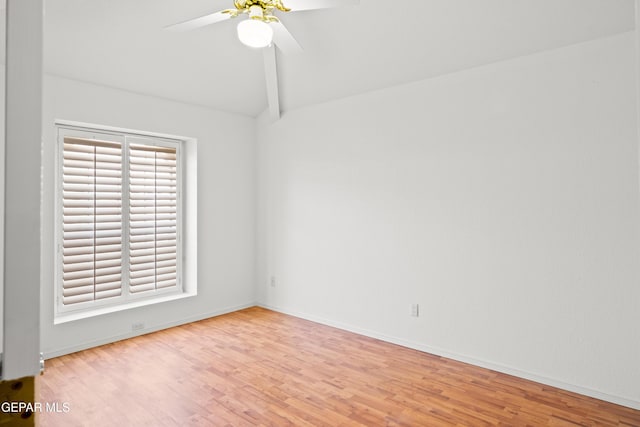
[37,0,637,117]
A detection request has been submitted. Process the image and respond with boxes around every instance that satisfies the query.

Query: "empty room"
[1,0,640,425]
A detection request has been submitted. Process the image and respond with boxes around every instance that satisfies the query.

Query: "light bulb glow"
[237,19,273,48]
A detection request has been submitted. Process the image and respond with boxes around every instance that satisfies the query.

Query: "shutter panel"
[129,143,177,293]
[62,137,123,305]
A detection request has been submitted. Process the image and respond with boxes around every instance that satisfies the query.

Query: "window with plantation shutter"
[128,142,178,293]
[62,138,123,305]
[56,126,184,316]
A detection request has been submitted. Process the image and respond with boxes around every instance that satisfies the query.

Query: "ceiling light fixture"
[237,19,273,48]
[237,4,274,48]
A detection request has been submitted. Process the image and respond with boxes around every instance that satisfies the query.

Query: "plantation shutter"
[128,142,178,293]
[62,137,123,305]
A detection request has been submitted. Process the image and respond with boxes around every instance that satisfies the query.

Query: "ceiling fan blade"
[283,0,359,12]
[164,10,231,32]
[263,45,281,121]
[271,21,303,55]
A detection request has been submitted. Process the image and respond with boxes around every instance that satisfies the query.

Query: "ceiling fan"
[166,0,358,121]
[165,0,358,53]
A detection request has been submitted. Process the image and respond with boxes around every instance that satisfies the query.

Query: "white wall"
[0,55,4,356]
[256,32,640,408]
[41,75,256,357]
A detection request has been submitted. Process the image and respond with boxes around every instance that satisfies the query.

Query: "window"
[56,124,188,318]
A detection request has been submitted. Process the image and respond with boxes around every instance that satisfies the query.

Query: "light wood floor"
[37,307,640,426]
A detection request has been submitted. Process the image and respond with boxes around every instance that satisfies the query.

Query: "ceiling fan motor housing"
[234,0,291,14]
[249,5,265,19]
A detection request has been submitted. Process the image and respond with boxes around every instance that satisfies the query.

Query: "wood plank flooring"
[37,307,640,426]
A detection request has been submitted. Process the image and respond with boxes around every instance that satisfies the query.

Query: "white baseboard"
[43,302,257,359]
[259,303,640,411]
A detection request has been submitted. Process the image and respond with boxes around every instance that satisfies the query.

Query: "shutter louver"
[129,144,178,293]
[62,138,123,305]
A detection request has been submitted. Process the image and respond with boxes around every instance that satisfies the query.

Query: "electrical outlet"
[270,276,276,287]
[411,304,419,317]
[132,322,145,331]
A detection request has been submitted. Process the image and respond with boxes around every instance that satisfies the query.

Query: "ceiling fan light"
[237,19,273,48]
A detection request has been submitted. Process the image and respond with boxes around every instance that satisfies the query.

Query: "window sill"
[54,291,197,325]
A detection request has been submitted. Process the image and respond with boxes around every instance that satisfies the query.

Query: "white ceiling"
[40,0,635,117]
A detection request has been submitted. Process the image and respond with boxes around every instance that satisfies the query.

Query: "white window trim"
[54,120,198,324]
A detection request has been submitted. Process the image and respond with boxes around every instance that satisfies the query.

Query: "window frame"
[54,123,186,319]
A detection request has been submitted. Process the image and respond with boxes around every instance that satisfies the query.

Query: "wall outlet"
[411,304,419,317]
[270,276,276,287]
[131,322,145,331]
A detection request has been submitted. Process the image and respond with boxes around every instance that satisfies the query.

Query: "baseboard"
[259,303,640,411]
[43,302,257,359]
